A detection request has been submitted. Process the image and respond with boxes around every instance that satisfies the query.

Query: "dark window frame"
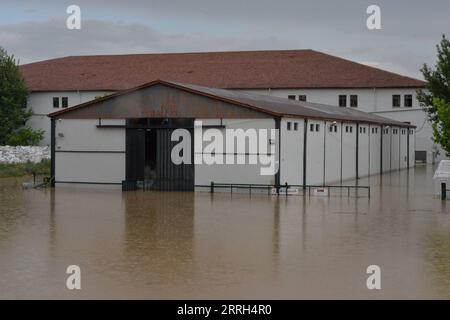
[288,95,296,100]
[53,97,59,108]
[299,95,307,102]
[392,95,401,107]
[62,97,68,108]
[350,95,358,107]
[339,95,347,107]
[404,94,413,107]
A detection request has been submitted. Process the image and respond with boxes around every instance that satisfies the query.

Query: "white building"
[47,80,415,191]
[20,49,434,163]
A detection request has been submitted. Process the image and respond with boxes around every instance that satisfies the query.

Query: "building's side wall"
[54,119,125,184]
[358,124,370,178]
[305,120,325,185]
[382,128,391,172]
[28,91,114,146]
[341,123,357,182]
[194,118,276,186]
[399,128,409,169]
[368,125,381,175]
[324,121,342,184]
[409,129,416,167]
[241,87,434,164]
[390,127,401,170]
[280,118,304,185]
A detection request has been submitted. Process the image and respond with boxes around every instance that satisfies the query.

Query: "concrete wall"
[28,91,114,146]
[381,128,391,172]
[54,119,125,184]
[194,118,276,186]
[390,127,401,171]
[280,118,304,185]
[241,87,436,164]
[369,125,381,175]
[399,128,409,169]
[409,129,415,168]
[324,121,342,184]
[341,123,357,182]
[358,124,369,178]
[305,119,325,185]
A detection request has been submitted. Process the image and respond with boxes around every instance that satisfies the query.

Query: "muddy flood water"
[0,165,449,299]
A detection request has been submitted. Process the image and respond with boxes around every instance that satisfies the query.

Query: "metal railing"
[196,182,370,198]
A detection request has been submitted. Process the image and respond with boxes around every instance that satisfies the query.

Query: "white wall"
[54,119,125,184]
[390,127,401,170]
[368,125,381,175]
[194,118,276,186]
[28,91,114,146]
[382,128,391,172]
[241,87,435,164]
[324,121,342,184]
[409,129,415,167]
[399,128,409,169]
[341,123,357,182]
[280,118,304,185]
[305,120,325,185]
[358,124,369,178]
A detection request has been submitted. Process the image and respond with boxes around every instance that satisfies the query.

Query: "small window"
[299,95,307,101]
[315,124,320,132]
[53,97,59,108]
[62,97,68,108]
[310,123,314,131]
[345,126,349,133]
[294,122,298,131]
[404,94,412,107]
[350,95,358,107]
[329,126,333,133]
[339,95,347,107]
[360,127,363,134]
[392,95,401,107]
[287,122,292,131]
[350,126,353,133]
[409,129,414,135]
[363,127,366,134]
[288,95,296,100]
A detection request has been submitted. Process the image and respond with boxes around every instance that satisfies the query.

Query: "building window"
[315,124,320,132]
[404,94,412,107]
[299,95,307,101]
[350,95,358,107]
[310,123,314,131]
[294,122,298,131]
[350,126,353,133]
[53,97,59,108]
[392,95,401,107]
[287,122,292,131]
[339,95,347,107]
[288,95,296,100]
[62,97,68,108]
[409,129,414,135]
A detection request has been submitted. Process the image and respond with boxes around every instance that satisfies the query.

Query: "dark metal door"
[125,128,145,181]
[154,129,194,191]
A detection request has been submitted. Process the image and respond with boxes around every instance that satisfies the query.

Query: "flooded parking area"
[0,165,449,299]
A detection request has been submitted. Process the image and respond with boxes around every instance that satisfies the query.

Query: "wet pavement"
[0,165,449,299]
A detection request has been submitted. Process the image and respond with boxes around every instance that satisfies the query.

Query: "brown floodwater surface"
[0,165,449,299]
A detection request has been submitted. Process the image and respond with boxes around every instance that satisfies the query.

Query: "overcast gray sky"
[0,0,449,79]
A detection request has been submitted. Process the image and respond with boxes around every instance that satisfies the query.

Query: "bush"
[5,127,45,146]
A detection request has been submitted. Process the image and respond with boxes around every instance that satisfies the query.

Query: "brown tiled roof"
[20,49,426,92]
[48,80,415,128]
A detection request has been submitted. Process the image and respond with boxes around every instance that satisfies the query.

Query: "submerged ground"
[0,165,449,299]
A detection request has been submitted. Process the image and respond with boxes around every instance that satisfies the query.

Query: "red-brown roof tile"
[19,49,426,91]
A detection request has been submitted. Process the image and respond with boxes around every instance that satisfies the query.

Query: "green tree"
[417,34,450,154]
[0,47,43,145]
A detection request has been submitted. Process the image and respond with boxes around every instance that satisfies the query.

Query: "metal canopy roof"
[49,80,415,128]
